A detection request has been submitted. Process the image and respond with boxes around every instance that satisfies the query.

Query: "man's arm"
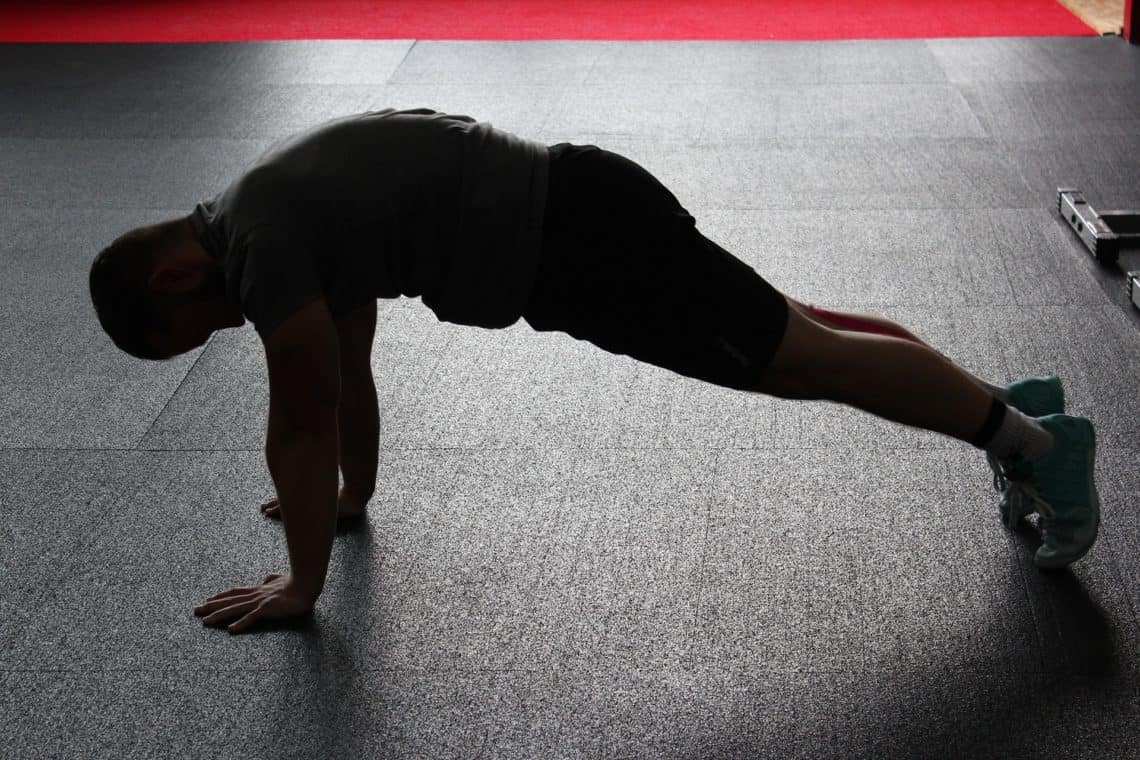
[334,300,379,505]
[264,297,341,600]
[194,296,343,633]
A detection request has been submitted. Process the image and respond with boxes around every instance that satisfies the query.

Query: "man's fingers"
[195,592,257,616]
[228,603,267,634]
[197,594,256,617]
[202,587,257,603]
[201,599,258,626]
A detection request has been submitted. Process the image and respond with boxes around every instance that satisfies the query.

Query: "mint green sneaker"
[1005,414,1100,568]
[985,376,1065,529]
[1008,375,1066,417]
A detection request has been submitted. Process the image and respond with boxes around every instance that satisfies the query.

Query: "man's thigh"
[526,224,790,391]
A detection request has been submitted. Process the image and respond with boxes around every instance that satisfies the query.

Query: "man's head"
[89,217,245,361]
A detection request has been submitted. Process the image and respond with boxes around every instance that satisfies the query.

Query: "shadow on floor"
[685,546,1126,759]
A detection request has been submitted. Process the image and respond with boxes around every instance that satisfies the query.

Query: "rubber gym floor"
[2,35,1139,760]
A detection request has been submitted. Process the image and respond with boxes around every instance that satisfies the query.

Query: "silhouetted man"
[89,108,1100,634]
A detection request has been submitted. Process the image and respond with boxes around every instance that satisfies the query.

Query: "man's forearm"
[338,373,379,500]
[267,424,339,598]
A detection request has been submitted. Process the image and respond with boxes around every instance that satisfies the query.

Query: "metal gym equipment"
[1057,188,1140,312]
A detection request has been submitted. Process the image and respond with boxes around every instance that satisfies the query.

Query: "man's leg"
[785,296,1011,402]
[753,294,994,442]
[520,141,1097,567]
[753,292,1099,568]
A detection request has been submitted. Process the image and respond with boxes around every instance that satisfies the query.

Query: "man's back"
[189,108,549,341]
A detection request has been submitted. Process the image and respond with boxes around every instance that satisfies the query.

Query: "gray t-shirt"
[189,108,549,341]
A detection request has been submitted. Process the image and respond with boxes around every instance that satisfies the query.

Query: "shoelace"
[986,453,1044,530]
[987,452,1007,494]
[1005,478,1054,533]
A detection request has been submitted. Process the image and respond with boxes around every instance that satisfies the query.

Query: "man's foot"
[1005,414,1100,568]
[986,375,1065,528]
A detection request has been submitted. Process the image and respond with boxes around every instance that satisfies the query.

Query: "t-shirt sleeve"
[239,225,326,342]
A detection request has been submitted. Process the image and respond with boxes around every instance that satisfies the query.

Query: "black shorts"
[521,143,790,391]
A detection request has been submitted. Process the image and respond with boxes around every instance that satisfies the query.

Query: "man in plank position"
[89,108,1100,634]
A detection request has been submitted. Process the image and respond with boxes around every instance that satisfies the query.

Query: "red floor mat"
[0,0,1096,43]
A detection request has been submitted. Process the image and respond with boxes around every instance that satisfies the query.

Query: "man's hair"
[89,221,185,361]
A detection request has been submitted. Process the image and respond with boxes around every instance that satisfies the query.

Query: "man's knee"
[750,295,849,399]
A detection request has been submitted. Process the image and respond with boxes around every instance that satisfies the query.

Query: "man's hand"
[194,573,316,634]
[260,485,370,520]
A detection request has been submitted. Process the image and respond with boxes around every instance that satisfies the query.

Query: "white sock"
[984,405,1054,462]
